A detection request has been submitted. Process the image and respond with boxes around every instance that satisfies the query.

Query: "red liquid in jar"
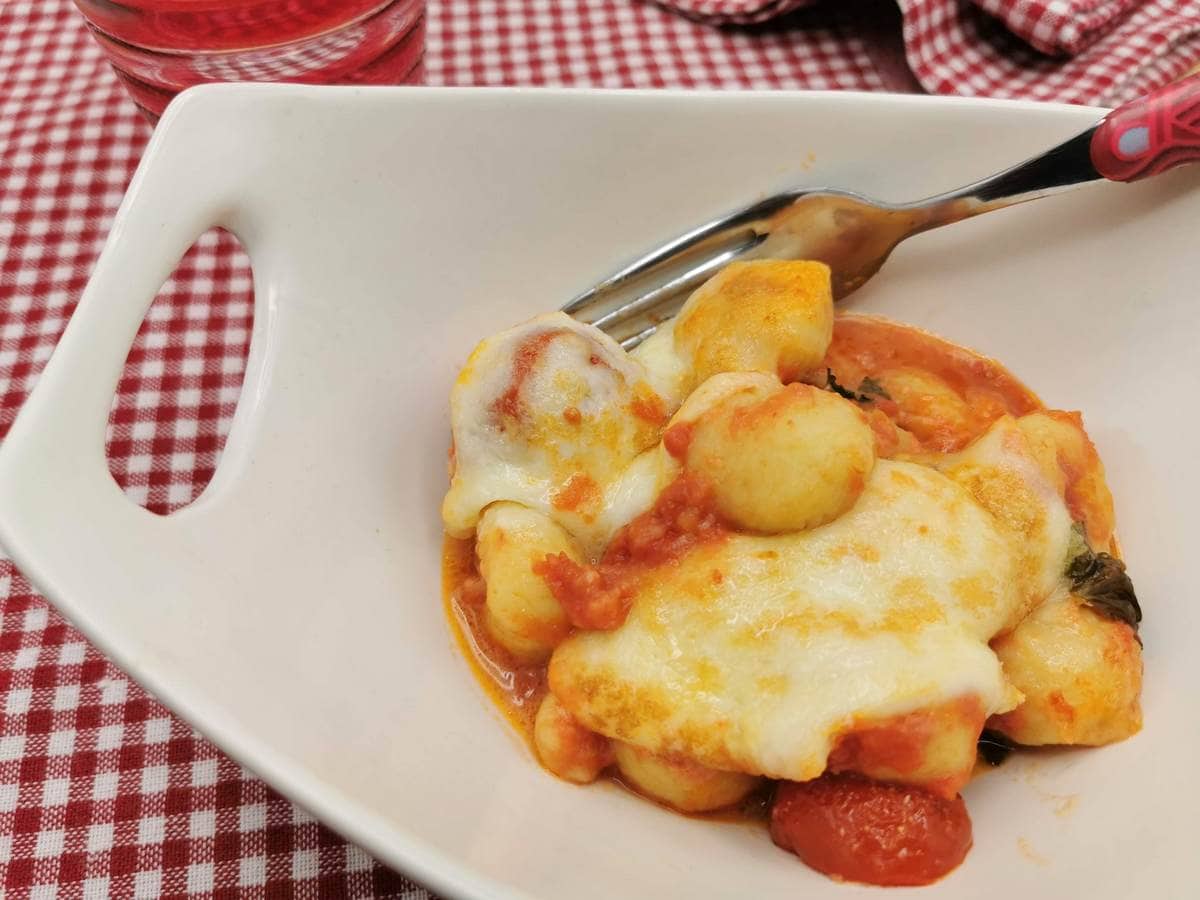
[74,0,425,119]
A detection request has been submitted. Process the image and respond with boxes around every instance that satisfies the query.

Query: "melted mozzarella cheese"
[628,320,691,409]
[548,460,1026,782]
[443,313,672,555]
[932,416,1073,629]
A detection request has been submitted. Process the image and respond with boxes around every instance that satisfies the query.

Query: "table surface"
[0,1,1195,898]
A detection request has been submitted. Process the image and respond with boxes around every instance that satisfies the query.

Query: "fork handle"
[915,72,1200,219]
[1091,74,1200,182]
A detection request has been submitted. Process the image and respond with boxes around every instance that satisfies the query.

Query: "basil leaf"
[1066,548,1142,633]
[825,369,891,404]
[825,369,860,401]
[856,376,892,401]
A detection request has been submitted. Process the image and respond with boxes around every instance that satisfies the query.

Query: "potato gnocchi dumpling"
[828,697,987,798]
[534,693,612,784]
[1016,410,1117,552]
[476,502,581,663]
[681,381,875,533]
[612,741,760,813]
[442,259,1143,888]
[877,367,970,447]
[674,260,833,387]
[990,592,1142,746]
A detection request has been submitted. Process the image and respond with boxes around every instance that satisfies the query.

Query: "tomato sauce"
[824,315,1041,452]
[442,537,547,741]
[630,385,668,426]
[551,473,601,515]
[827,696,985,799]
[535,473,728,630]
[442,474,730,734]
[861,405,907,457]
[662,421,695,459]
[491,330,562,422]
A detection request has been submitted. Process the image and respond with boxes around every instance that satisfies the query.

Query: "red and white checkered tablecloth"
[1,1,1197,898]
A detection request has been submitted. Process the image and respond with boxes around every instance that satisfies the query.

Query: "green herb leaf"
[825,369,890,404]
[825,369,860,401]
[856,376,892,401]
[1066,547,1142,633]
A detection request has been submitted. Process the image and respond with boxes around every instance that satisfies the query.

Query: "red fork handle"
[1091,73,1200,182]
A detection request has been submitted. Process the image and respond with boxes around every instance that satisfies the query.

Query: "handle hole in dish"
[104,228,253,516]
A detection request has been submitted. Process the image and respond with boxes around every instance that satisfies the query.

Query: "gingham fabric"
[972,0,1138,56]
[672,0,1200,105]
[0,1,1196,898]
[902,0,1200,105]
[670,0,1150,57]
[655,0,817,25]
[428,0,895,90]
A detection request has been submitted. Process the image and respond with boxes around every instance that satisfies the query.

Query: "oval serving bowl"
[0,84,1196,899]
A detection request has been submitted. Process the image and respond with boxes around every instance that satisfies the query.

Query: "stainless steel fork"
[563,74,1200,349]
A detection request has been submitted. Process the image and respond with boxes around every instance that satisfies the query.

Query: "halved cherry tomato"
[770,773,972,886]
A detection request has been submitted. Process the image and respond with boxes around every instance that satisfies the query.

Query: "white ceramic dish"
[0,84,1196,899]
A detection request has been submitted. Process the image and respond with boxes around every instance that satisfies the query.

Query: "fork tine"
[619,323,660,351]
[563,220,749,321]
[588,235,763,334]
[562,191,803,323]
[612,233,770,350]
[604,242,765,349]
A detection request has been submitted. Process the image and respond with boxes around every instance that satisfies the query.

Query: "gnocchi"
[612,741,759,813]
[674,260,833,387]
[1017,410,1117,551]
[476,502,580,663]
[682,381,875,533]
[990,592,1142,746]
[534,693,612,784]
